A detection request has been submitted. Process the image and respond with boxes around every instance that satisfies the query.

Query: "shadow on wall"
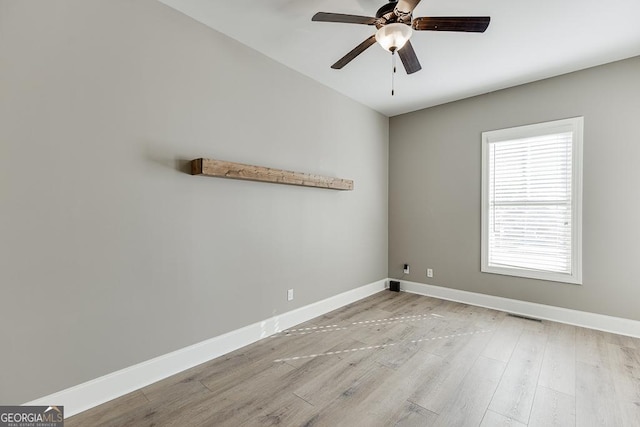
[143,141,193,175]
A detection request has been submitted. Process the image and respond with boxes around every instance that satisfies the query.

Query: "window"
[481,117,583,284]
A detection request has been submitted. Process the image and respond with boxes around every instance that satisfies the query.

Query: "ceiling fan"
[312,0,490,75]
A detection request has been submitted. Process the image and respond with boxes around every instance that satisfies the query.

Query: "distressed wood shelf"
[191,158,353,191]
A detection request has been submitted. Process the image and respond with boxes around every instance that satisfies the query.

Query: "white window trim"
[481,117,583,284]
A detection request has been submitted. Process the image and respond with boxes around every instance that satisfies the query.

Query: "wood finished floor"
[67,291,640,426]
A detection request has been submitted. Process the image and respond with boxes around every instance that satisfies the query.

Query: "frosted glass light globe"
[375,23,413,52]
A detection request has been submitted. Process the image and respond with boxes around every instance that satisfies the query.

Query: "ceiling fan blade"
[412,16,491,32]
[394,0,421,23]
[398,41,422,74]
[331,35,377,69]
[395,0,422,15]
[312,12,377,25]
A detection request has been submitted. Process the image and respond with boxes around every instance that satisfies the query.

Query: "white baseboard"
[30,277,637,418]
[400,279,640,339]
[25,279,387,417]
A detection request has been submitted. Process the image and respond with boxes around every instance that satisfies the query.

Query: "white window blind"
[481,118,583,284]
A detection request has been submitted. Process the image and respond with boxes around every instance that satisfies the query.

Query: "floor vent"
[507,313,542,322]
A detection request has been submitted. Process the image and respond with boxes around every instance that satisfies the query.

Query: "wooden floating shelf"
[191,158,353,191]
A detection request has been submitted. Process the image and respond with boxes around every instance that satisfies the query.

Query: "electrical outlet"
[403,264,410,274]
[427,268,433,278]
[287,289,294,301]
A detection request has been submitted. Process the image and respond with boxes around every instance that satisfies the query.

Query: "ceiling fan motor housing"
[376,2,397,19]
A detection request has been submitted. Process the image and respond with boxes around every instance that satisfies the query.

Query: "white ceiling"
[158,0,640,117]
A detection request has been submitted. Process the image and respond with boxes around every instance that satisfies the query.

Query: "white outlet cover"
[287,289,294,301]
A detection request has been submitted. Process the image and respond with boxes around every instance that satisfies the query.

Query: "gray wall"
[390,56,640,321]
[0,0,388,403]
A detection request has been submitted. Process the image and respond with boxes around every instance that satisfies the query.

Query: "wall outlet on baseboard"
[427,268,433,278]
[287,289,294,301]
[403,264,410,274]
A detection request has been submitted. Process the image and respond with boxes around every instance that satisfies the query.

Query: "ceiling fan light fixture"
[375,23,412,52]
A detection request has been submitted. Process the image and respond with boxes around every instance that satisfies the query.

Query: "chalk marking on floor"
[273,329,492,362]
[274,313,446,338]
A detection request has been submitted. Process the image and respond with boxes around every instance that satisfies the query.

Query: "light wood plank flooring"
[67,291,640,426]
